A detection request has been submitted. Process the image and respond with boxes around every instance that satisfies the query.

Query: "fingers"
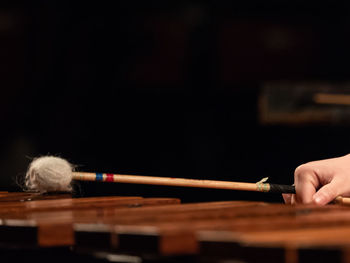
[312,181,340,205]
[294,167,318,204]
[285,154,350,205]
[295,177,317,204]
[282,193,298,205]
[282,193,292,204]
[286,181,340,205]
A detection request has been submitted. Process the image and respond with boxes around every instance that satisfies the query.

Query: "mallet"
[24,156,350,204]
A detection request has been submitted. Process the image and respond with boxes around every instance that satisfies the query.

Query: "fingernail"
[313,194,325,205]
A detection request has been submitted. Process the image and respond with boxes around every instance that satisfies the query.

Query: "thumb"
[312,182,339,205]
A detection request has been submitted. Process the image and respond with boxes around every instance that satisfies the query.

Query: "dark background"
[1,1,350,202]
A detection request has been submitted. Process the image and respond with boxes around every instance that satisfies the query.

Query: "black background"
[1,1,350,203]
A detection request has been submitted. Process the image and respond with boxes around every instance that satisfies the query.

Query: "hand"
[283,154,350,205]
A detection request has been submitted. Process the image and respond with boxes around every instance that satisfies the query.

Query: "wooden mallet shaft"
[72,172,295,193]
[72,172,350,204]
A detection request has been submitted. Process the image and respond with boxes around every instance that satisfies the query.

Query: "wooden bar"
[2,193,350,262]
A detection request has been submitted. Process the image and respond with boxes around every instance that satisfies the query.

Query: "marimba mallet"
[24,156,350,204]
[24,156,294,194]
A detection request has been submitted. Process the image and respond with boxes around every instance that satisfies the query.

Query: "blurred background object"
[1,1,350,202]
[259,82,350,125]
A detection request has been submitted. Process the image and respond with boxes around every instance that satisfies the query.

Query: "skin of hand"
[283,154,350,205]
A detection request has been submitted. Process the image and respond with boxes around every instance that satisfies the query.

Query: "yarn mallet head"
[25,156,74,193]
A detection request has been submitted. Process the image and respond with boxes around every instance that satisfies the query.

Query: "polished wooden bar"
[1,192,350,263]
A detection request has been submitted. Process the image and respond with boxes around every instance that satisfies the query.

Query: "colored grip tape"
[95,173,114,182]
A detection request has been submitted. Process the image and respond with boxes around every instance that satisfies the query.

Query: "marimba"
[1,191,350,263]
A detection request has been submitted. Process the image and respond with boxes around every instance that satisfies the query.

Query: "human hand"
[283,154,350,205]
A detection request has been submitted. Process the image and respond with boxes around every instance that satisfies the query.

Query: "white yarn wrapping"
[25,156,73,193]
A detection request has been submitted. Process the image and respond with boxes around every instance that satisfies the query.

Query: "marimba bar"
[1,192,350,263]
